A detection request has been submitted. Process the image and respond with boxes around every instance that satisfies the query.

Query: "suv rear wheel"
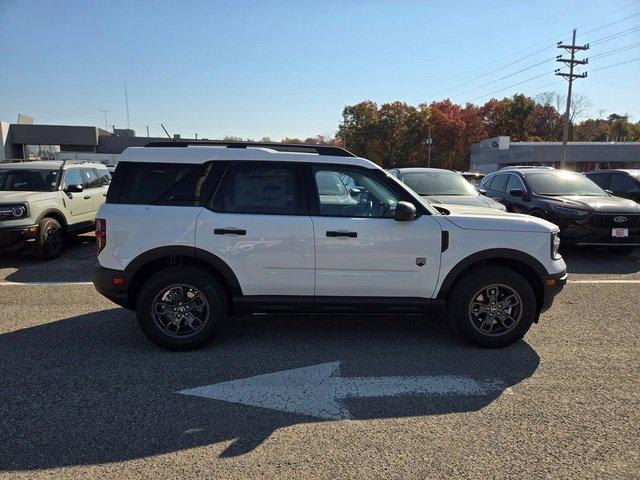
[447,266,536,348]
[136,265,228,350]
[34,217,65,259]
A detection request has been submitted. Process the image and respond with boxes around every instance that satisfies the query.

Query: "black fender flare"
[125,245,242,295]
[436,248,547,300]
[36,208,68,228]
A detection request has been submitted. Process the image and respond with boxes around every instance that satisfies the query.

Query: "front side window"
[313,167,400,218]
[118,163,216,206]
[212,163,301,215]
[586,173,609,188]
[0,169,58,192]
[63,169,84,189]
[81,168,102,188]
[505,174,525,193]
[610,174,638,191]
[400,171,477,196]
[526,171,607,196]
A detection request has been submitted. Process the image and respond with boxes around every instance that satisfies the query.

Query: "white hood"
[443,209,559,233]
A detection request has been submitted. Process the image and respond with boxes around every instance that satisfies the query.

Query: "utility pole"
[427,126,433,168]
[555,29,589,168]
[99,110,109,130]
[124,82,131,130]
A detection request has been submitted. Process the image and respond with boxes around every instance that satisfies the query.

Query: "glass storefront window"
[23,145,61,160]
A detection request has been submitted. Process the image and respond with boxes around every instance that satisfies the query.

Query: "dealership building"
[0,120,190,165]
[470,136,640,173]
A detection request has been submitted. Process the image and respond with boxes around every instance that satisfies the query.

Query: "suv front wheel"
[35,217,65,260]
[136,266,228,350]
[447,266,536,348]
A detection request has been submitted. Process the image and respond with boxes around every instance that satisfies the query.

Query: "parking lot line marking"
[0,281,94,287]
[569,280,640,284]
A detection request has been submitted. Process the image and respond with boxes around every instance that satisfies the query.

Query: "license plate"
[612,228,629,238]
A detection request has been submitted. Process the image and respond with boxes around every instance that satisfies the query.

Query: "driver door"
[308,165,442,299]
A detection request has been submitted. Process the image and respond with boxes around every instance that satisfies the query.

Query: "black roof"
[143,140,356,157]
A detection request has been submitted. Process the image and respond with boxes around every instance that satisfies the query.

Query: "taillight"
[95,218,106,255]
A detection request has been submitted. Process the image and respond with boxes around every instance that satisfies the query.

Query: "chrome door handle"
[214,228,246,236]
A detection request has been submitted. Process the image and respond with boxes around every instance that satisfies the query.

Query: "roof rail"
[143,140,357,157]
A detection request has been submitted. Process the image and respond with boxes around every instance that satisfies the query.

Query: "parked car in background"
[389,168,506,211]
[0,160,110,259]
[460,171,485,187]
[584,169,640,203]
[480,168,640,254]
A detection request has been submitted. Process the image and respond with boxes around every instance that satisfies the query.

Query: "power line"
[590,42,640,59]
[466,71,552,102]
[589,25,640,45]
[590,55,640,72]
[456,57,555,96]
[579,12,640,37]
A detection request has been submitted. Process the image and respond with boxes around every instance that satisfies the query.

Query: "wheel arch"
[437,249,546,317]
[124,246,242,311]
[36,208,68,229]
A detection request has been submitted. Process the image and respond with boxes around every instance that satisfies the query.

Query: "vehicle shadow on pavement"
[0,235,96,283]
[0,309,540,471]
[562,246,640,275]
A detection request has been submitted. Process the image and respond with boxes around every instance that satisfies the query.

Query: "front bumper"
[0,224,39,249]
[92,264,134,309]
[557,214,640,247]
[539,270,567,314]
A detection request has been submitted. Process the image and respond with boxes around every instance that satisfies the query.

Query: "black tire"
[606,246,635,255]
[136,265,228,350]
[34,217,65,260]
[446,266,536,348]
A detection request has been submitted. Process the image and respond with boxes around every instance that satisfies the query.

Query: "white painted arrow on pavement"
[178,362,504,420]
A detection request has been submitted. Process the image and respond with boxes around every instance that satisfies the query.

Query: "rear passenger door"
[196,162,315,297]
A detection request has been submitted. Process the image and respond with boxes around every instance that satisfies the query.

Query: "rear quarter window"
[108,162,223,206]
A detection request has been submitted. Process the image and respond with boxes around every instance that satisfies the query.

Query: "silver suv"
[0,160,110,259]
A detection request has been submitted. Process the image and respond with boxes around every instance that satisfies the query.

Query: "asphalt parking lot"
[0,237,638,479]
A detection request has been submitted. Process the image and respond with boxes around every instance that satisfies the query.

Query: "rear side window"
[114,162,220,206]
[82,168,102,188]
[489,174,508,192]
[211,163,304,215]
[610,174,637,191]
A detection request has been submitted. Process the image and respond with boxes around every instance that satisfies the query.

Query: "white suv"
[92,142,567,350]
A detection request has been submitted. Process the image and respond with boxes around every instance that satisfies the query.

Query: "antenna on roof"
[160,124,174,141]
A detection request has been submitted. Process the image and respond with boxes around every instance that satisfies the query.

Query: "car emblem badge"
[416,257,426,267]
[614,216,627,223]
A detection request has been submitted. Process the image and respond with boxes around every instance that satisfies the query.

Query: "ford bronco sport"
[92,142,567,350]
[0,160,110,259]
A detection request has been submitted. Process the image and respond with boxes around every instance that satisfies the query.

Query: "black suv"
[584,169,640,203]
[480,168,640,254]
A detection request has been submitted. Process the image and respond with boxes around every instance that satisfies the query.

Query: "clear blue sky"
[1,0,639,140]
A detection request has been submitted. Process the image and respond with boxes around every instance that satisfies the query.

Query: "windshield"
[0,169,59,192]
[401,171,478,196]
[526,171,607,196]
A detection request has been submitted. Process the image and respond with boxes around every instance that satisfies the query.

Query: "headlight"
[552,205,589,217]
[0,204,29,220]
[551,232,562,260]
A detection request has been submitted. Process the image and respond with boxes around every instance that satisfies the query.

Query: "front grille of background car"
[590,214,640,228]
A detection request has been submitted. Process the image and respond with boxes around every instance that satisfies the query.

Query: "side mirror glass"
[509,189,525,197]
[478,188,487,195]
[605,189,613,195]
[349,187,363,197]
[394,201,416,221]
[65,184,83,193]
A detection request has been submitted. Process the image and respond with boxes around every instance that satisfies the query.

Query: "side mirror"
[509,189,525,197]
[349,187,363,197]
[605,189,613,195]
[65,184,83,193]
[478,188,487,195]
[394,201,416,221]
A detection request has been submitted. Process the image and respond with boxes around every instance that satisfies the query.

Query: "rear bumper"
[0,224,38,249]
[92,264,134,309]
[539,270,567,314]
